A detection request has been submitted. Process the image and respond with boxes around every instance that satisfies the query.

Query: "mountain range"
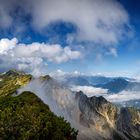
[61,75,139,93]
[0,70,140,140]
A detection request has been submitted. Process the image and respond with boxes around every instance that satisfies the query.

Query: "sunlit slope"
[0,70,32,97]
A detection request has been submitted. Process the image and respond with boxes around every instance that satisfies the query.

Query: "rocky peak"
[5,69,25,77]
[76,91,140,140]
[89,96,108,108]
[39,75,52,81]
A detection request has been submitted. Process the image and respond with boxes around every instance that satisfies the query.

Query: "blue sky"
[0,0,140,77]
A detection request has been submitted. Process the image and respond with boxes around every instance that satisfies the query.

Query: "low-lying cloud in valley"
[71,85,140,104]
[71,85,108,97]
[107,90,140,103]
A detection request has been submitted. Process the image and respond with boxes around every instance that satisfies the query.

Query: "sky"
[0,0,140,77]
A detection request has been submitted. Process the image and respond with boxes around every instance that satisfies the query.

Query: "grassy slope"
[0,91,77,140]
[0,70,77,140]
[0,70,32,97]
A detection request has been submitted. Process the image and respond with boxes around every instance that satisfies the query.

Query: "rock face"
[76,91,140,140]
[117,108,140,140]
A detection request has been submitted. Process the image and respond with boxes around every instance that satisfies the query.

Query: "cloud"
[0,3,13,28]
[71,85,140,104]
[106,90,140,103]
[0,38,81,75]
[50,70,140,105]
[0,0,133,74]
[0,0,130,45]
[71,85,108,97]
[71,84,140,103]
[31,0,129,45]
[0,38,18,54]
[106,48,118,57]
[13,42,81,63]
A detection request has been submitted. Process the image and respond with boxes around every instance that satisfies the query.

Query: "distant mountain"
[116,99,140,109]
[126,82,140,91]
[95,78,140,93]
[62,75,140,94]
[84,75,114,85]
[62,75,113,86]
[63,76,91,86]
[95,78,129,93]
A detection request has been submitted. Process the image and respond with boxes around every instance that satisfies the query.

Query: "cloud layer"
[0,0,130,45]
[31,0,129,44]
[0,0,133,75]
[71,85,140,103]
[0,38,81,75]
[107,90,140,103]
[71,85,108,97]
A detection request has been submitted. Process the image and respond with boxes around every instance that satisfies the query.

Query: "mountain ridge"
[0,70,140,140]
[76,91,140,140]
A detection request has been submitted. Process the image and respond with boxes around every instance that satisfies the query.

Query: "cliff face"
[117,108,140,140]
[76,91,140,140]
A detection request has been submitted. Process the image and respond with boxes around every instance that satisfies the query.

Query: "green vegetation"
[0,70,77,139]
[0,91,78,140]
[0,70,32,97]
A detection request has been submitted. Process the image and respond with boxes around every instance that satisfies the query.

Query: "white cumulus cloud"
[0,38,81,75]
[0,38,18,54]
[13,42,81,63]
